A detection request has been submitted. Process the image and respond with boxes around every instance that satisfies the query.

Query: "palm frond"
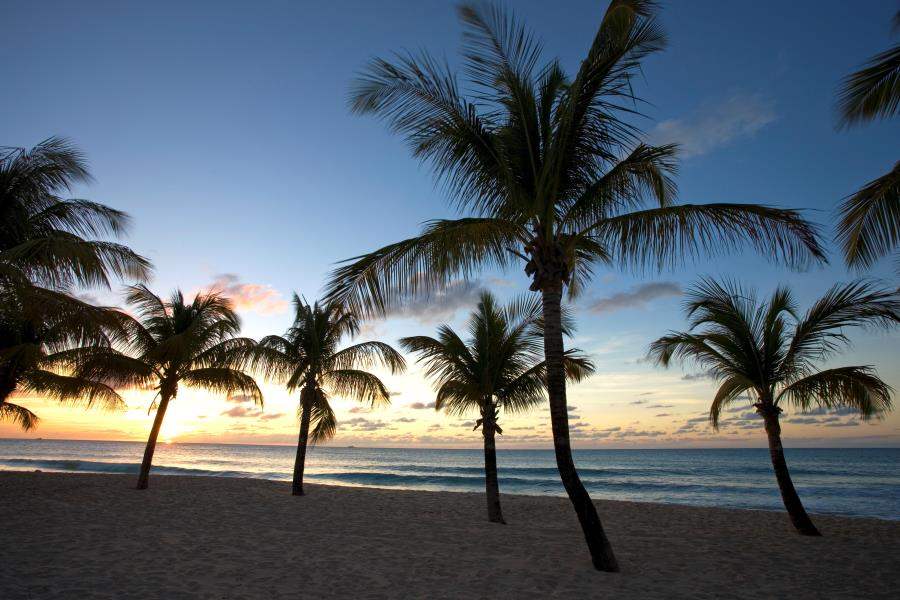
[321,369,392,406]
[326,340,406,374]
[19,369,124,410]
[588,203,826,271]
[837,42,900,128]
[309,389,337,444]
[777,366,893,418]
[324,218,524,317]
[181,368,263,406]
[0,402,40,431]
[836,161,900,270]
[709,375,754,429]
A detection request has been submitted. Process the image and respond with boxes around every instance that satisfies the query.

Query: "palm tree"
[244,295,405,496]
[1,136,150,430]
[75,285,263,490]
[648,278,898,535]
[835,11,900,270]
[0,283,126,430]
[1,137,151,288]
[401,291,594,524]
[325,1,824,571]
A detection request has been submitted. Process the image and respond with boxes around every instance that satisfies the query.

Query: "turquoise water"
[1,439,898,520]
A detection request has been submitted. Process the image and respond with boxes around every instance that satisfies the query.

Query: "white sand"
[1,471,897,599]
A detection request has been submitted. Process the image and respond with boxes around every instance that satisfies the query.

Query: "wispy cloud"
[206,273,288,316]
[408,402,436,410]
[589,282,681,315]
[389,278,486,323]
[649,93,776,158]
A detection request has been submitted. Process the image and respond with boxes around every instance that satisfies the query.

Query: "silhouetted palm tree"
[401,291,593,523]
[0,136,150,430]
[0,137,151,288]
[0,284,126,429]
[245,295,405,495]
[326,1,824,571]
[76,285,262,489]
[649,278,898,535]
[835,11,900,270]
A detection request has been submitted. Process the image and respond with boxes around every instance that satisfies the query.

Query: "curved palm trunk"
[482,405,505,524]
[292,386,313,496]
[136,393,171,490]
[542,285,619,572]
[761,408,821,536]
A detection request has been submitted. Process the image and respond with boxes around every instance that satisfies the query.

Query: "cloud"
[260,413,285,421]
[646,403,673,409]
[227,395,256,404]
[649,93,776,158]
[408,402,437,410]
[389,278,487,323]
[395,417,416,423]
[630,399,647,405]
[589,282,681,315]
[206,273,288,316]
[348,406,371,414]
[221,406,260,418]
[682,370,716,381]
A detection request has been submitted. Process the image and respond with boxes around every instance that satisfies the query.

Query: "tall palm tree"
[401,291,594,524]
[325,1,824,571]
[0,137,151,289]
[649,278,898,535]
[0,283,126,430]
[75,285,263,490]
[835,11,900,270]
[244,295,405,496]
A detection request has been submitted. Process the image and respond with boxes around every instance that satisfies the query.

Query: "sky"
[2,0,898,448]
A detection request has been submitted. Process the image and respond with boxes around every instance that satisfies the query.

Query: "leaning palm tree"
[75,285,263,489]
[401,291,593,524]
[325,1,824,571]
[0,136,151,289]
[649,278,898,535]
[244,295,405,496]
[0,283,126,430]
[835,11,900,270]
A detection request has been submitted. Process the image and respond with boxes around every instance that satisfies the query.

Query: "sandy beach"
[1,472,898,599]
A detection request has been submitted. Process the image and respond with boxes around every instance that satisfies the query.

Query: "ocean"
[1,439,897,520]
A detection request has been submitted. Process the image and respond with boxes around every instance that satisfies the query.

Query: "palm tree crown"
[0,137,151,289]
[0,284,126,430]
[649,278,898,425]
[247,295,405,443]
[79,285,263,405]
[401,292,593,427]
[326,1,824,313]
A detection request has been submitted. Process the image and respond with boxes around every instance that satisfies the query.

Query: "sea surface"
[1,439,898,520]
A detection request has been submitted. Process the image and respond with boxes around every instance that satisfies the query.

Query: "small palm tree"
[0,284,126,430]
[326,1,824,571]
[835,11,900,269]
[401,292,593,524]
[76,285,263,490]
[245,295,405,496]
[649,279,898,535]
[0,137,151,288]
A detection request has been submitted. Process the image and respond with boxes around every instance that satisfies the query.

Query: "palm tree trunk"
[482,405,505,524]
[292,386,313,496]
[761,408,821,536]
[541,284,619,572]
[136,393,170,490]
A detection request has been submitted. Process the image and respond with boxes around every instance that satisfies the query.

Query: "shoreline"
[3,471,899,598]
[3,466,898,523]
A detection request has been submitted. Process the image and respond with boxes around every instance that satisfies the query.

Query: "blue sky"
[2,1,898,447]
